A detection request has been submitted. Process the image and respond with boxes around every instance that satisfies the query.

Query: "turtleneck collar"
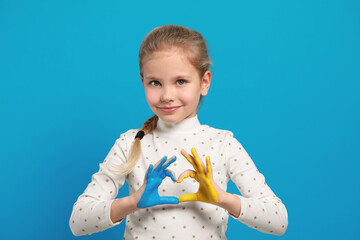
[155,115,202,135]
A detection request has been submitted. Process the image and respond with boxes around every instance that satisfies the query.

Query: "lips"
[158,106,181,113]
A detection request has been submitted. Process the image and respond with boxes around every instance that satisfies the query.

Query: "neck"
[155,115,201,134]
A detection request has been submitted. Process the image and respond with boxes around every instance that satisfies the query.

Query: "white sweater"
[69,115,288,239]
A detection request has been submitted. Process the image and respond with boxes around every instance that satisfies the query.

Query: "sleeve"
[225,133,288,236]
[69,134,129,236]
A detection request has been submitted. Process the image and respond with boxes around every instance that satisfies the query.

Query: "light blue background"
[1,0,359,239]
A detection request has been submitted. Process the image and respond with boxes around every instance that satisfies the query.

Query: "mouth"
[158,106,181,113]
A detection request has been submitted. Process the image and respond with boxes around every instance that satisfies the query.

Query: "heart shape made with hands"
[137,147,219,209]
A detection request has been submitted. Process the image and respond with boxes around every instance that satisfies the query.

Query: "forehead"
[142,48,198,77]
[144,47,190,63]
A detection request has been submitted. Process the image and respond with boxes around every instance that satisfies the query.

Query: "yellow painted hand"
[177,147,219,204]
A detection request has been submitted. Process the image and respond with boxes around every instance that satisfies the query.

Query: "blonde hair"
[139,24,212,78]
[111,24,212,175]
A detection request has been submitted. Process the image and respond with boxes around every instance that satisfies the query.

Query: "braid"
[107,115,159,176]
[141,115,159,134]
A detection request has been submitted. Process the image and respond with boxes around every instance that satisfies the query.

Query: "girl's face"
[141,47,211,123]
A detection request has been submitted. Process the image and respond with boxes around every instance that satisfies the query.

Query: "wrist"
[110,195,139,224]
[216,188,229,207]
[211,179,226,206]
[130,184,146,210]
[129,193,140,212]
[217,192,241,218]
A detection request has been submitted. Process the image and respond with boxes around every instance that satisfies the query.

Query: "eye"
[150,81,161,86]
[177,79,186,85]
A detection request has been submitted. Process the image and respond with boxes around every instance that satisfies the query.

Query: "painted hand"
[137,156,179,208]
[177,148,219,204]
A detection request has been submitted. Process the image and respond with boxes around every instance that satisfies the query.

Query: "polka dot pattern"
[70,117,287,238]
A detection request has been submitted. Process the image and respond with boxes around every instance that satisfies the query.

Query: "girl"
[69,24,288,239]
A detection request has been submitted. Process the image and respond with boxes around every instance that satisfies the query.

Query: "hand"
[137,156,179,208]
[177,147,219,204]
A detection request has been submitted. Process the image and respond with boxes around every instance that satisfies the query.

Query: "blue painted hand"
[137,156,179,208]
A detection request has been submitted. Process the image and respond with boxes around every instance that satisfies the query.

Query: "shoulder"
[202,124,234,138]
[202,124,245,148]
[118,129,141,140]
[112,129,141,147]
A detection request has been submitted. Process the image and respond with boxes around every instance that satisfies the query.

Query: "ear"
[200,70,211,96]
[140,74,144,84]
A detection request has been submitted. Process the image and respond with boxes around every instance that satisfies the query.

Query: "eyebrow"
[144,75,191,80]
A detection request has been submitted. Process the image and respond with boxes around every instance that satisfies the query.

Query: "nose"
[160,86,175,102]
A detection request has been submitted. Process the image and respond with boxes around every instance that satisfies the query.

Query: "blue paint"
[137,157,179,208]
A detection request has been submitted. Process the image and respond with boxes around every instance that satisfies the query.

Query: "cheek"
[182,87,201,105]
[144,89,157,105]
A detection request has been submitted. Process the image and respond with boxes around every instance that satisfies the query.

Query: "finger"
[154,156,167,173]
[206,156,212,177]
[159,196,179,205]
[146,164,154,180]
[181,149,198,170]
[161,156,176,170]
[191,147,204,173]
[165,170,177,182]
[177,169,196,181]
[177,170,197,183]
[153,156,167,169]
[179,193,198,203]
[177,173,196,183]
